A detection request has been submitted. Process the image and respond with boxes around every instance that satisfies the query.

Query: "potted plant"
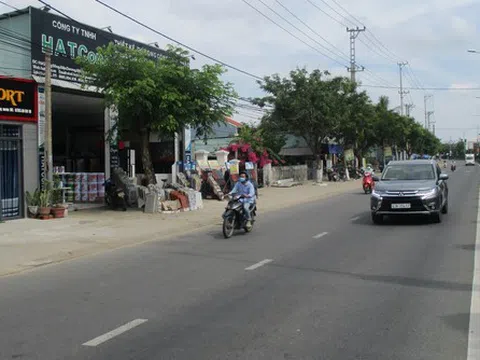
[25,188,40,217]
[38,187,51,217]
[51,175,66,218]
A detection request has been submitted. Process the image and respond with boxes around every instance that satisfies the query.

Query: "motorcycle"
[104,178,127,211]
[451,163,456,172]
[222,195,257,238]
[362,172,375,194]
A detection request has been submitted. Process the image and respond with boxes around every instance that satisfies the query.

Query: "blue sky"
[8,0,480,141]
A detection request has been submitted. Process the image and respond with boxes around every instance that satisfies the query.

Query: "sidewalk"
[0,180,361,276]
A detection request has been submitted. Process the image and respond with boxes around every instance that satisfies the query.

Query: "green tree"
[78,44,237,184]
[255,68,349,179]
[335,84,377,166]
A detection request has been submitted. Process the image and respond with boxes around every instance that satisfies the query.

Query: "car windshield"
[466,155,474,159]
[381,164,436,181]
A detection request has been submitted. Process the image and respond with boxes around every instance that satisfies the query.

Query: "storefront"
[0,6,168,214]
[0,76,38,221]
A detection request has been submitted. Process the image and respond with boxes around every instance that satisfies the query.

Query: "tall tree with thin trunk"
[78,44,237,184]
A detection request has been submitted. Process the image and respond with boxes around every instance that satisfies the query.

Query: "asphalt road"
[0,162,478,360]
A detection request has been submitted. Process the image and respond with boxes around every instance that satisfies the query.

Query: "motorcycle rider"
[228,171,256,228]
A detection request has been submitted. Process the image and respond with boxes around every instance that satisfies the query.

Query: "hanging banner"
[37,85,46,187]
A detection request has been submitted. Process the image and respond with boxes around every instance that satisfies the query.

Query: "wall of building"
[0,12,31,78]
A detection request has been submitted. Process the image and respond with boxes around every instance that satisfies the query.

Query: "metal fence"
[0,124,22,221]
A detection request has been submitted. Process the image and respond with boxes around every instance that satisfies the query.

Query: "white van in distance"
[465,153,475,166]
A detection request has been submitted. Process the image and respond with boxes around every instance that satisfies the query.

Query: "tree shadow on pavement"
[271,263,475,292]
[441,313,470,334]
[455,244,480,251]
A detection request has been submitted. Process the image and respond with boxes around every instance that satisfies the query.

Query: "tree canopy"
[78,44,237,184]
[254,68,441,168]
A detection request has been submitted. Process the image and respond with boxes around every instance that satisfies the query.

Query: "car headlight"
[372,190,383,199]
[419,188,437,199]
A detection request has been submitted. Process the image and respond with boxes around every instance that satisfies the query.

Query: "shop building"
[0,76,37,220]
[0,6,169,217]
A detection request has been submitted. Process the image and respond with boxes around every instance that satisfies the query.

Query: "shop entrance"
[0,124,22,220]
[52,90,106,207]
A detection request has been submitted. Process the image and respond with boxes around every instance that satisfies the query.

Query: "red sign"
[0,76,37,122]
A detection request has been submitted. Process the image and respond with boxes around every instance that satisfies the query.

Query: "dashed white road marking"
[467,188,480,359]
[350,216,360,222]
[313,232,329,239]
[245,259,273,271]
[82,319,148,347]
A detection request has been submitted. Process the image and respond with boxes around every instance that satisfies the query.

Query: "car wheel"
[431,212,442,223]
[441,199,448,214]
[372,213,383,224]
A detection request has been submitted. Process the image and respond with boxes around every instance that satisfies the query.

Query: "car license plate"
[391,203,411,209]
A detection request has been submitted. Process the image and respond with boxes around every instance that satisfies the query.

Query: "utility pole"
[44,49,53,183]
[424,94,433,129]
[427,111,434,132]
[398,62,409,116]
[405,103,415,117]
[346,27,365,83]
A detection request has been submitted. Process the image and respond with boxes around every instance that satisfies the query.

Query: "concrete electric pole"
[424,94,433,129]
[427,111,434,132]
[346,27,365,83]
[398,62,409,116]
[405,103,415,117]
[44,50,53,183]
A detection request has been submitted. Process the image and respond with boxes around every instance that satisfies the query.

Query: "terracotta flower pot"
[51,207,66,218]
[39,207,51,216]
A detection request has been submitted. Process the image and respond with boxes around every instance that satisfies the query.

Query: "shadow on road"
[351,212,433,227]
[456,244,480,251]
[441,313,470,334]
[270,263,475,292]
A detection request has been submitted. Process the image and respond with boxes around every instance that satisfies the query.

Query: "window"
[382,164,436,181]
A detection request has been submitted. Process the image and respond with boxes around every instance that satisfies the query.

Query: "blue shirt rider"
[228,171,256,226]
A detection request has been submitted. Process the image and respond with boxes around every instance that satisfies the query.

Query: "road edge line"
[467,187,480,359]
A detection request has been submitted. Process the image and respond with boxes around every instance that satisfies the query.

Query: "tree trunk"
[140,128,156,185]
[315,153,323,183]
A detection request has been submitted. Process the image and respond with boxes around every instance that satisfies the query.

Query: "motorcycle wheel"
[363,185,370,194]
[223,215,235,238]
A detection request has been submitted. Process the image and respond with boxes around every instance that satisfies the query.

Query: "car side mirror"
[439,173,449,181]
[372,176,380,182]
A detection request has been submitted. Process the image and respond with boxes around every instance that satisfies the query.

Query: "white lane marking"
[82,319,148,347]
[313,232,329,239]
[467,188,480,359]
[350,216,360,222]
[245,259,273,271]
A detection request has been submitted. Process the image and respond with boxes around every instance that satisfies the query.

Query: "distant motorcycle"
[222,195,257,238]
[451,163,456,172]
[362,171,375,194]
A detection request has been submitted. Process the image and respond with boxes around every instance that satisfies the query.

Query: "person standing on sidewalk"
[228,171,256,227]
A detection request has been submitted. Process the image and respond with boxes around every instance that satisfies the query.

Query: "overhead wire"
[241,0,349,67]
[0,0,18,11]
[38,0,264,81]
[273,0,350,60]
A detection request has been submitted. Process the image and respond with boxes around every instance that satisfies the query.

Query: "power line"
[305,0,349,27]
[38,0,264,81]
[0,0,18,11]
[359,84,480,91]
[273,0,350,60]
[241,0,349,67]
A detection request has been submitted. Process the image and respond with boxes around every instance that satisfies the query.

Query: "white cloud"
[8,0,480,140]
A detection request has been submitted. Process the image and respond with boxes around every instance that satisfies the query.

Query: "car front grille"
[379,197,426,212]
